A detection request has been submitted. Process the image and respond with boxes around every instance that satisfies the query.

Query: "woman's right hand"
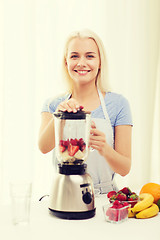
[56,98,82,113]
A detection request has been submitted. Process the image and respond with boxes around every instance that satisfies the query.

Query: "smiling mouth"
[74,70,91,75]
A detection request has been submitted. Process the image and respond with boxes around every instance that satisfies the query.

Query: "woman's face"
[66,37,100,86]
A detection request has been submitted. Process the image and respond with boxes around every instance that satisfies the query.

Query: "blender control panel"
[80,183,92,204]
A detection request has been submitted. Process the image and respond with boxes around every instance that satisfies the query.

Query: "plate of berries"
[103,200,131,223]
[107,187,139,208]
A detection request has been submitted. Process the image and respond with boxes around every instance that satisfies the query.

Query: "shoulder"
[41,93,70,113]
[104,92,133,126]
[104,92,128,103]
[104,92,130,111]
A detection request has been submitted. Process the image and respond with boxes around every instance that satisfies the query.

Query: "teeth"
[77,70,89,73]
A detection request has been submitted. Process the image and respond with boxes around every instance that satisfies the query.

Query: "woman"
[38,29,132,193]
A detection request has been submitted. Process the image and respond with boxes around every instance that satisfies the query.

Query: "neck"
[72,84,99,102]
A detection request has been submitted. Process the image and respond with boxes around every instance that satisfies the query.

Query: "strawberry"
[63,139,70,147]
[78,138,85,146]
[120,187,131,196]
[116,193,127,201]
[68,145,79,156]
[123,202,130,207]
[107,191,117,199]
[59,140,64,146]
[128,193,138,201]
[113,200,121,207]
[109,195,117,202]
[106,208,112,216]
[59,145,66,152]
[70,138,78,146]
[77,138,86,151]
[80,144,86,151]
[119,208,128,220]
[106,200,130,222]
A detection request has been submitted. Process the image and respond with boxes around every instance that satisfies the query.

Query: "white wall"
[0,0,160,203]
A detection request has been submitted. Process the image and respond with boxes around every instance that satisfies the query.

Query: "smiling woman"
[62,30,109,94]
[66,38,100,87]
[1,0,160,204]
[38,29,133,193]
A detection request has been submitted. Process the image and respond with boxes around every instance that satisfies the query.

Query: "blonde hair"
[62,29,111,93]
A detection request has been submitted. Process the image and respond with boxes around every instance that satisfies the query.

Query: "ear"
[65,59,68,66]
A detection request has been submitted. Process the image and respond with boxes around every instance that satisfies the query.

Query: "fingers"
[89,127,106,153]
[90,128,102,136]
[90,134,105,144]
[89,135,106,152]
[56,99,81,113]
[91,120,96,129]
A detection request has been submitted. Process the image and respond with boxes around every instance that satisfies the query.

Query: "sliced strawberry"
[59,140,64,146]
[68,145,79,156]
[59,145,66,152]
[70,138,78,146]
[63,139,70,147]
[78,138,85,147]
[80,144,86,152]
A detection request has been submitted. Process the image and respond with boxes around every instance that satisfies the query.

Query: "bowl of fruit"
[107,187,139,208]
[103,200,131,223]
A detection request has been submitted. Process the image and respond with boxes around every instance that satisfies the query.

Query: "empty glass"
[10,182,32,225]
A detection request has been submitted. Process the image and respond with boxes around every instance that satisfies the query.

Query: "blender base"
[49,208,96,220]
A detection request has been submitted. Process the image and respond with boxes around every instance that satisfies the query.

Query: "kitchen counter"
[0,194,160,240]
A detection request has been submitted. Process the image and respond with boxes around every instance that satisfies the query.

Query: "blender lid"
[54,110,91,120]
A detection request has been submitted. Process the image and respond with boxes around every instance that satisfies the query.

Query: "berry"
[123,202,130,207]
[113,200,121,206]
[116,193,127,201]
[106,200,130,222]
[120,187,132,196]
[128,193,138,201]
[70,138,78,146]
[68,145,79,156]
[107,191,117,199]
[63,139,70,147]
[59,145,66,152]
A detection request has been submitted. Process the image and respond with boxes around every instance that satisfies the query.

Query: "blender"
[48,109,96,219]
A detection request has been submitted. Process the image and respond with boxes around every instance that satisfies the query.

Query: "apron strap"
[97,89,114,147]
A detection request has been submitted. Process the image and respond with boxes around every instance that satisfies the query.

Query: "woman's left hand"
[89,121,108,157]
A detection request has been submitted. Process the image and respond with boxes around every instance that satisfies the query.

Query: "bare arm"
[89,124,132,176]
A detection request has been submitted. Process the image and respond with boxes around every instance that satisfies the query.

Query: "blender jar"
[54,110,91,164]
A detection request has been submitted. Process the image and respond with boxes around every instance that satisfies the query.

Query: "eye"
[70,55,79,59]
[86,55,94,58]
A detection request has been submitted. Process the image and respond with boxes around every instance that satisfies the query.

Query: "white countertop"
[0,194,160,240]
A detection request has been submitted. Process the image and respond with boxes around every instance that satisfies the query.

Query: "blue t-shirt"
[41,92,133,132]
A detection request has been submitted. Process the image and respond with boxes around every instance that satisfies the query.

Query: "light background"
[0,0,160,204]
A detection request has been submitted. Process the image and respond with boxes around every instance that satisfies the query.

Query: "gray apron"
[86,89,118,193]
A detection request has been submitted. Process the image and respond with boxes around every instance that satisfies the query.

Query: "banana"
[132,193,154,213]
[128,208,136,218]
[136,203,159,219]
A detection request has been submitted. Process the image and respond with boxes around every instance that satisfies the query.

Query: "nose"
[77,57,86,67]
